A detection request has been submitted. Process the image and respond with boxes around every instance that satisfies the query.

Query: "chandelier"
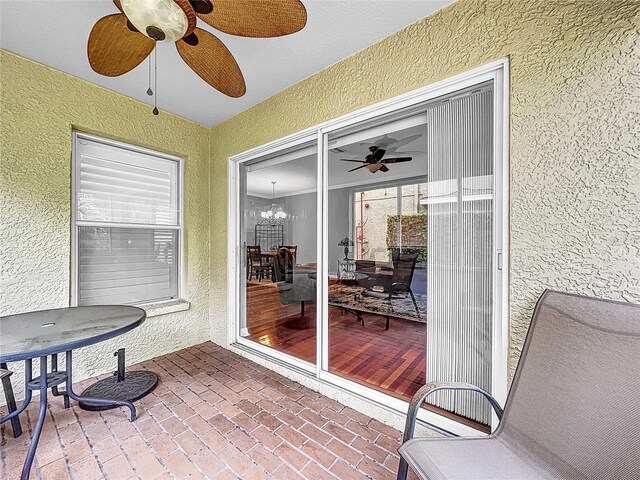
[260,182,287,223]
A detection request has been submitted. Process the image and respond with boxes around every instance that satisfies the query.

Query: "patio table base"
[0,351,137,480]
[79,370,158,411]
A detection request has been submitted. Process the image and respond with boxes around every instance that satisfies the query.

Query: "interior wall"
[327,189,351,271]
[244,194,272,247]
[244,187,354,270]
[0,50,211,399]
[283,192,317,264]
[244,188,348,268]
[210,0,640,377]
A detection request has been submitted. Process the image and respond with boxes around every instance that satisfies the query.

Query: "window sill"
[141,299,190,318]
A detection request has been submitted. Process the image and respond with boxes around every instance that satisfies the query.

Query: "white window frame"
[228,58,510,436]
[71,132,185,307]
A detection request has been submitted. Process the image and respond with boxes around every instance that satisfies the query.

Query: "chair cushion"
[399,436,564,479]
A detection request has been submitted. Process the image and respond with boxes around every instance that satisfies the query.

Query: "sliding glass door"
[237,140,318,365]
[231,62,508,433]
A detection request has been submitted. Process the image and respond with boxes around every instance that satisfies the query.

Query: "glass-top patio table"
[0,305,146,480]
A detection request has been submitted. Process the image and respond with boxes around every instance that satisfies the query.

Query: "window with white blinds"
[73,134,181,306]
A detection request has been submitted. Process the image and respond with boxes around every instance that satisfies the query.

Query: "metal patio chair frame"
[397,289,640,479]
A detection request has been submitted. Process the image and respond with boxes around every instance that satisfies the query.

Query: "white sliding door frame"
[318,129,329,376]
[228,58,509,435]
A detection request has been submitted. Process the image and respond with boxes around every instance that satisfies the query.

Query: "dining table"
[0,305,147,480]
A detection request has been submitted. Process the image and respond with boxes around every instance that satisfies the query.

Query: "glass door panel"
[239,141,317,364]
[327,112,429,402]
[326,82,495,430]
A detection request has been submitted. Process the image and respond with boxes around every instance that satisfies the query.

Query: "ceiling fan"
[340,134,422,173]
[87,0,307,103]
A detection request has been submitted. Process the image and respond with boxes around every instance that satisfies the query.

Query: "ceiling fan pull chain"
[152,47,159,115]
[146,50,153,96]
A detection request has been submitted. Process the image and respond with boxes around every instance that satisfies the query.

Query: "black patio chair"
[1,363,22,437]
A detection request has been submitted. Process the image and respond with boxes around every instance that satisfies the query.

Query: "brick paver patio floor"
[1,342,418,479]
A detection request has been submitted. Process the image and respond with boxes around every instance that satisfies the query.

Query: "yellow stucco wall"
[0,50,211,396]
[209,0,640,377]
[1,0,638,406]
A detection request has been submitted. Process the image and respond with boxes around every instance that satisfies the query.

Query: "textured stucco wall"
[1,50,211,400]
[209,0,640,378]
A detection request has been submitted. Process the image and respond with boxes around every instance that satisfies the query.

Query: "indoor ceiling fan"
[340,134,422,173]
[87,0,307,110]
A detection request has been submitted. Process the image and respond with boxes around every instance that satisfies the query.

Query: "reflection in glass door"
[238,141,318,364]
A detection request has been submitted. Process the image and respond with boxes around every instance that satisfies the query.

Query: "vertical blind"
[425,87,494,425]
[75,137,180,306]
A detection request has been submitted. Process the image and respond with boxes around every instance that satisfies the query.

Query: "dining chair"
[247,245,273,281]
[280,245,297,263]
[275,246,297,282]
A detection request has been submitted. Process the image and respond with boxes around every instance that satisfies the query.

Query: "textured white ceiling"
[0,0,454,127]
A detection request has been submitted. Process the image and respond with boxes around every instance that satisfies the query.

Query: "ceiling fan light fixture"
[88,1,306,100]
[121,0,189,42]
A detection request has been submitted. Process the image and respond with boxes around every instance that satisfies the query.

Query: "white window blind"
[425,87,494,425]
[74,135,181,306]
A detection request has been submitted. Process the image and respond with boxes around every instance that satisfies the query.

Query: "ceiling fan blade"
[340,159,366,163]
[379,165,390,173]
[387,149,423,155]
[197,0,307,38]
[348,165,368,172]
[176,28,246,97]
[392,134,422,148]
[363,134,422,149]
[88,14,155,77]
[189,0,213,14]
[361,135,395,149]
[381,157,413,164]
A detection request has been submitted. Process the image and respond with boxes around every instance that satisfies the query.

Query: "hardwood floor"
[245,282,426,395]
[244,281,489,433]
[327,308,426,400]
[245,282,317,360]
